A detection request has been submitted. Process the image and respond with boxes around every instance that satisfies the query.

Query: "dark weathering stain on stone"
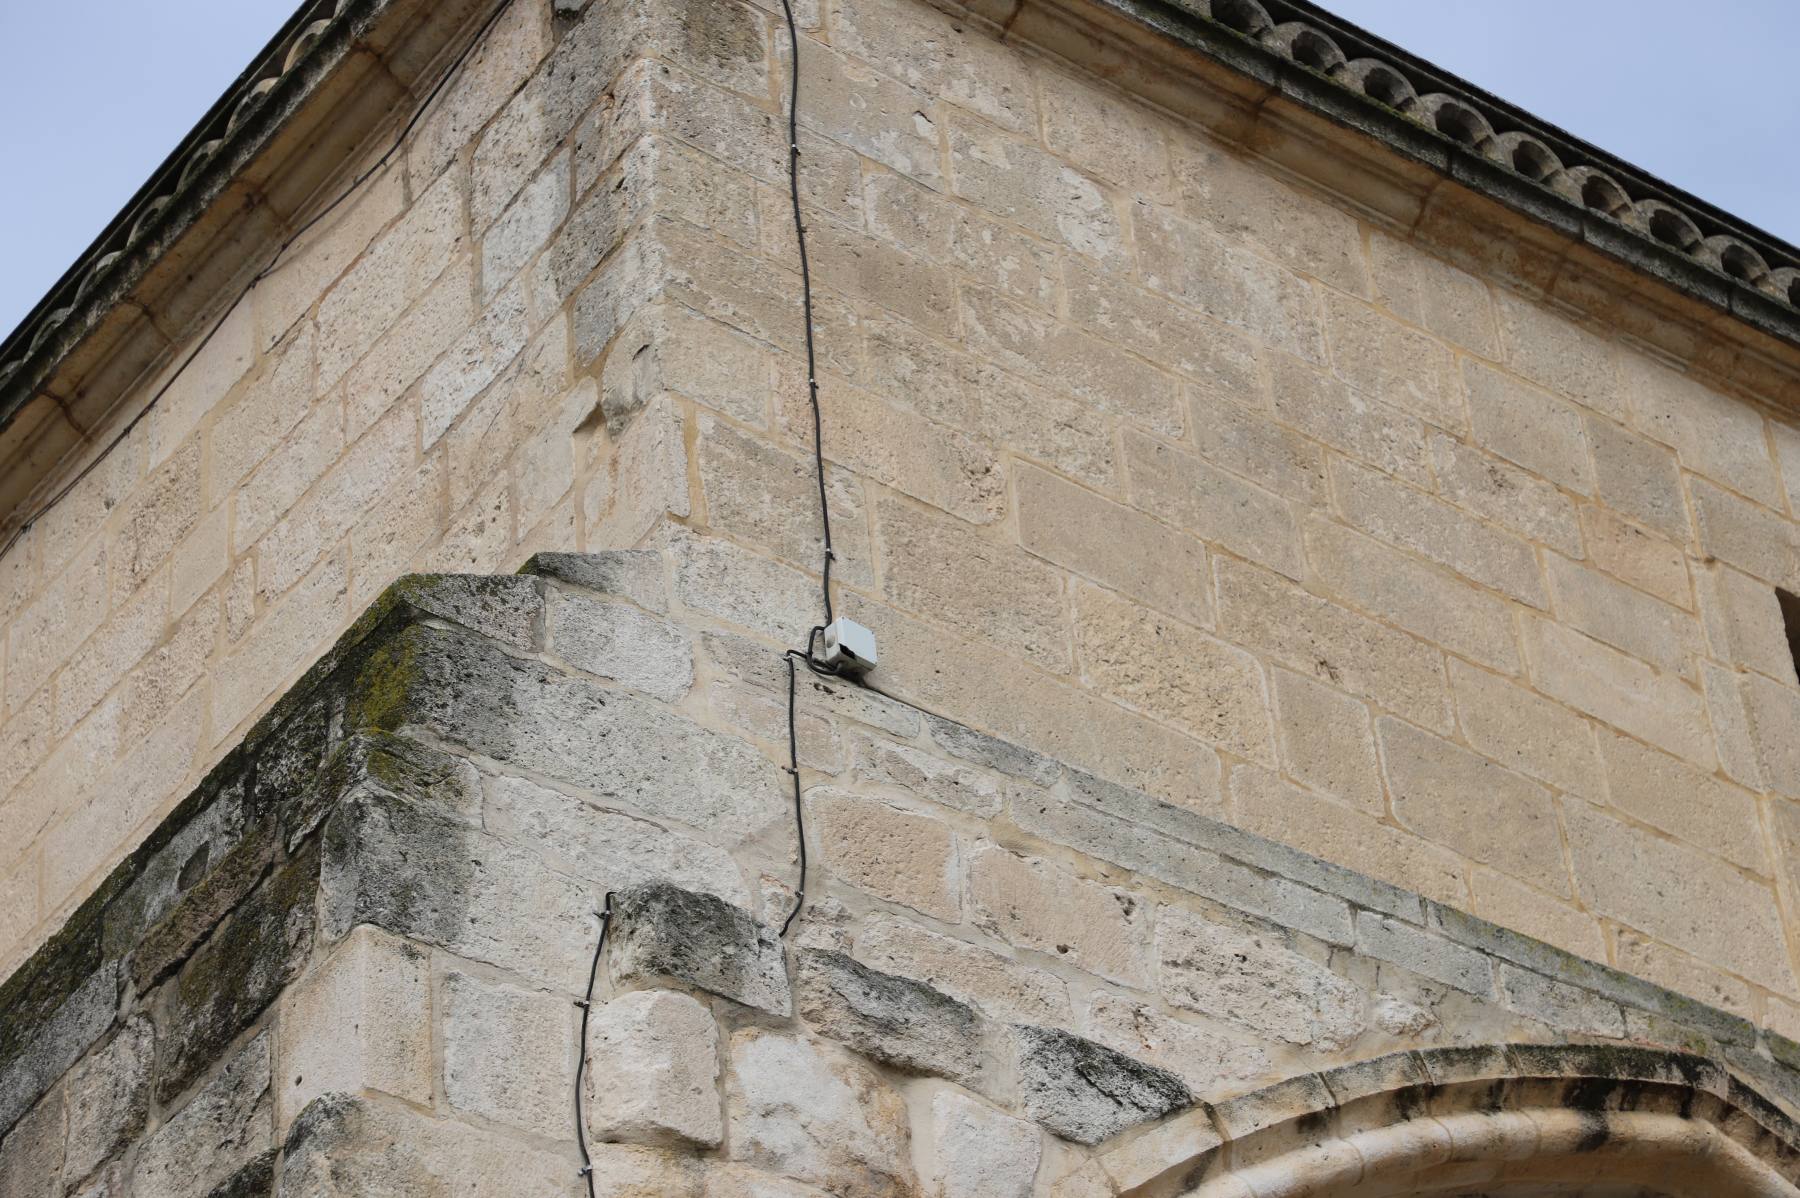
[606,882,791,1017]
[1013,1024,1191,1145]
[795,949,986,1086]
[157,842,319,1104]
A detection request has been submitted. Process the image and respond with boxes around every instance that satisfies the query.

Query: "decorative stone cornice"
[0,0,493,523]
[1101,0,1800,345]
[8,0,1800,478]
[0,0,349,408]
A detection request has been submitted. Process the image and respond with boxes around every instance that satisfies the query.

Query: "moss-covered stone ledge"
[0,566,551,1167]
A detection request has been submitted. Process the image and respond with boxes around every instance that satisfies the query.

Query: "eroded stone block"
[606,883,790,1016]
[1010,1025,1190,1145]
[794,950,985,1086]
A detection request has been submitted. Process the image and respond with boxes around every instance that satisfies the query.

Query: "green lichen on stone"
[346,630,422,734]
[156,842,319,1103]
[126,824,279,993]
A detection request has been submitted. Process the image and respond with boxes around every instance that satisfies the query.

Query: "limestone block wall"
[0,0,696,971]
[4,555,1800,1196]
[9,0,1800,1035]
[580,0,1800,1017]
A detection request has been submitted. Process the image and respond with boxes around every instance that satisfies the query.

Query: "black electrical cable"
[0,0,519,567]
[779,651,810,937]
[572,891,615,1198]
[773,0,845,940]
[777,0,835,635]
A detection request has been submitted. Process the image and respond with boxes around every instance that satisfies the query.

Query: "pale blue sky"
[0,0,1794,339]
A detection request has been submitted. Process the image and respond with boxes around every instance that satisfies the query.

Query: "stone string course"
[4,559,1800,1194]
[7,0,1800,1098]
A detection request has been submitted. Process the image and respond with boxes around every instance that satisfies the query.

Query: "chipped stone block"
[726,1030,914,1198]
[606,884,790,1016]
[1010,1026,1190,1145]
[125,824,280,992]
[794,950,985,1086]
[157,844,318,1103]
[585,990,722,1148]
[100,789,247,963]
[926,1087,1042,1198]
[295,731,484,849]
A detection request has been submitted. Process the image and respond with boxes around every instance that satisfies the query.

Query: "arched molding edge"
[1088,1043,1800,1198]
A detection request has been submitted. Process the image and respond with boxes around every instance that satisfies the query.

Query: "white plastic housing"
[820,618,878,674]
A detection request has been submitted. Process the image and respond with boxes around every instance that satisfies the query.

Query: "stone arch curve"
[1093,1045,1800,1198]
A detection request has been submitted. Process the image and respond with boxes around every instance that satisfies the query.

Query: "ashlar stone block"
[1270,667,1383,816]
[725,1030,915,1198]
[1378,717,1567,896]
[853,916,1072,1026]
[586,989,722,1148]
[926,1088,1042,1198]
[442,969,574,1137]
[276,926,431,1131]
[968,845,1151,987]
[1156,906,1365,1052]
[1082,992,1270,1099]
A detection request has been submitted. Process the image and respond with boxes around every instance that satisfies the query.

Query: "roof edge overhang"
[981,0,1800,401]
[0,0,496,526]
[8,0,1800,528]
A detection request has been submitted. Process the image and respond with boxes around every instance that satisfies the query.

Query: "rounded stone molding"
[1087,1045,1800,1198]
[1337,58,1418,114]
[1492,131,1564,183]
[1259,22,1344,75]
